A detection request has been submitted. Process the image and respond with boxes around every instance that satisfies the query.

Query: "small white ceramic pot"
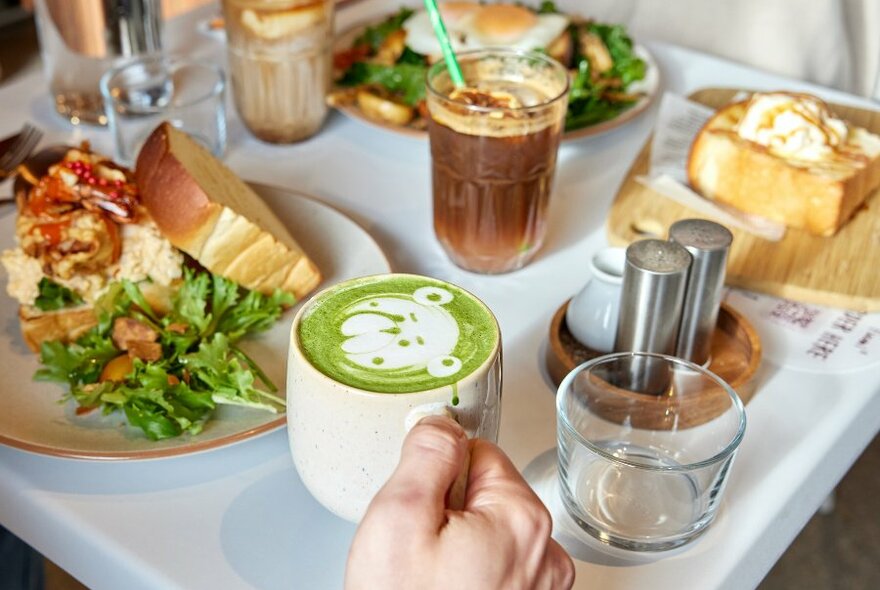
[565,247,626,352]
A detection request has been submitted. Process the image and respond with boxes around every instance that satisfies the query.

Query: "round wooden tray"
[547,300,762,416]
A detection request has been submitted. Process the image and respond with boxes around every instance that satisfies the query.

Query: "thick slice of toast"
[135,123,322,300]
[687,100,880,237]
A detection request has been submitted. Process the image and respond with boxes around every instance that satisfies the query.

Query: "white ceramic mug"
[286,274,502,523]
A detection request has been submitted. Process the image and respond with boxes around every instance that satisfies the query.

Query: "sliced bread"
[135,123,322,299]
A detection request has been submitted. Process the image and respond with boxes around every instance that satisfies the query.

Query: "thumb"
[366,415,468,534]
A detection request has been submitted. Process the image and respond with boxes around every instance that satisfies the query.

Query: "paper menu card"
[726,288,880,373]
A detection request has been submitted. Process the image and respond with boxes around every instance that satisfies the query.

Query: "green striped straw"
[423,0,465,88]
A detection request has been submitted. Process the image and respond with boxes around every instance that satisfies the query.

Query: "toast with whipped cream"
[687,92,880,236]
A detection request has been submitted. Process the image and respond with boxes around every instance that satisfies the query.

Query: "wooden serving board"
[607,87,880,312]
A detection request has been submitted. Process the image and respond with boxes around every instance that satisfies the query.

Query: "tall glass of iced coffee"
[223,0,333,143]
[426,49,569,274]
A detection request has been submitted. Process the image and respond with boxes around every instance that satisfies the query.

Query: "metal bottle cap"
[614,239,692,394]
[669,219,733,365]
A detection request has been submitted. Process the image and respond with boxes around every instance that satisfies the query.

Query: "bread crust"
[19,305,97,353]
[687,100,880,237]
[135,123,322,300]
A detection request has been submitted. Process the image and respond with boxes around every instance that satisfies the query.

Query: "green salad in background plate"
[329,1,658,138]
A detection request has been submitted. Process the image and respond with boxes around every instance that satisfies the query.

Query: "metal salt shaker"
[614,239,692,394]
[669,219,733,366]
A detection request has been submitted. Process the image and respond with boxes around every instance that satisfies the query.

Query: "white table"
[1,1,878,589]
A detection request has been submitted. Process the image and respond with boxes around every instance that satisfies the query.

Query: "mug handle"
[403,402,470,511]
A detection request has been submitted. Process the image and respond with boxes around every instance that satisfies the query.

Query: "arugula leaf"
[34,278,84,311]
[565,59,636,131]
[35,341,88,384]
[173,267,212,335]
[233,345,277,393]
[183,334,284,413]
[396,46,426,66]
[216,288,294,343]
[122,279,158,323]
[123,403,183,441]
[339,62,427,106]
[94,282,131,334]
[210,273,240,328]
[35,335,118,386]
[586,22,646,86]
[564,21,645,131]
[34,267,289,441]
[354,7,414,52]
[91,361,215,440]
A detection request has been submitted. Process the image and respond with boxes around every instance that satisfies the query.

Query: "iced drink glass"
[223,0,333,143]
[426,49,569,274]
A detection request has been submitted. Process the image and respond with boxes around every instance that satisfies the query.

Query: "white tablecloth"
[0,1,878,589]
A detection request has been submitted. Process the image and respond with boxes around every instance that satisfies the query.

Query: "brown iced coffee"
[223,0,332,143]
[426,50,569,274]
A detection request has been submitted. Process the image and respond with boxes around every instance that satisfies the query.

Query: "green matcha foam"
[299,275,498,393]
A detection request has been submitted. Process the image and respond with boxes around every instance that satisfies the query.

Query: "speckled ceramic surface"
[286,274,502,522]
[0,183,390,460]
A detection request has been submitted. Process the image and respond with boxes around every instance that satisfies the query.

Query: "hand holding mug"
[345,416,575,590]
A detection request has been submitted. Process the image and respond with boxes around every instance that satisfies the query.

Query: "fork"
[0,124,43,180]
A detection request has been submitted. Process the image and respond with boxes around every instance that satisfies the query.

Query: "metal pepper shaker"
[614,239,692,394]
[669,219,733,366]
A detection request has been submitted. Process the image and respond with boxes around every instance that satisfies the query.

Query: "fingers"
[534,539,576,590]
[465,438,542,512]
[465,440,575,589]
[365,415,469,535]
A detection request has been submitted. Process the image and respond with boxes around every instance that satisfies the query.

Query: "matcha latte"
[288,273,502,522]
[298,275,498,394]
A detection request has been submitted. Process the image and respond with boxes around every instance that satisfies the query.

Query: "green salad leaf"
[34,278,84,311]
[35,334,117,386]
[354,7,414,51]
[564,21,646,131]
[536,1,559,14]
[339,62,428,106]
[586,22,646,86]
[35,268,293,441]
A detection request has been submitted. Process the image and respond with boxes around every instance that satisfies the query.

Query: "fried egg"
[403,2,569,57]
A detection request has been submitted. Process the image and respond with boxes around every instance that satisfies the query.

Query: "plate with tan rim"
[329,15,661,142]
[0,183,390,461]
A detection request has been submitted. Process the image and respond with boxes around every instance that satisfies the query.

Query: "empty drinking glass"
[556,352,746,551]
[100,56,226,164]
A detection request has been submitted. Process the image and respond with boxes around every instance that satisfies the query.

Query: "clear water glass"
[34,0,163,126]
[557,352,746,551]
[100,56,226,164]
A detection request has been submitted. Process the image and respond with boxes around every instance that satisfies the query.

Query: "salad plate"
[0,183,390,460]
[329,11,661,142]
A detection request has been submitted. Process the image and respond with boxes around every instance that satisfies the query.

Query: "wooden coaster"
[547,300,762,427]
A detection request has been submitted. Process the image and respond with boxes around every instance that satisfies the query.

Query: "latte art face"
[299,275,498,393]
